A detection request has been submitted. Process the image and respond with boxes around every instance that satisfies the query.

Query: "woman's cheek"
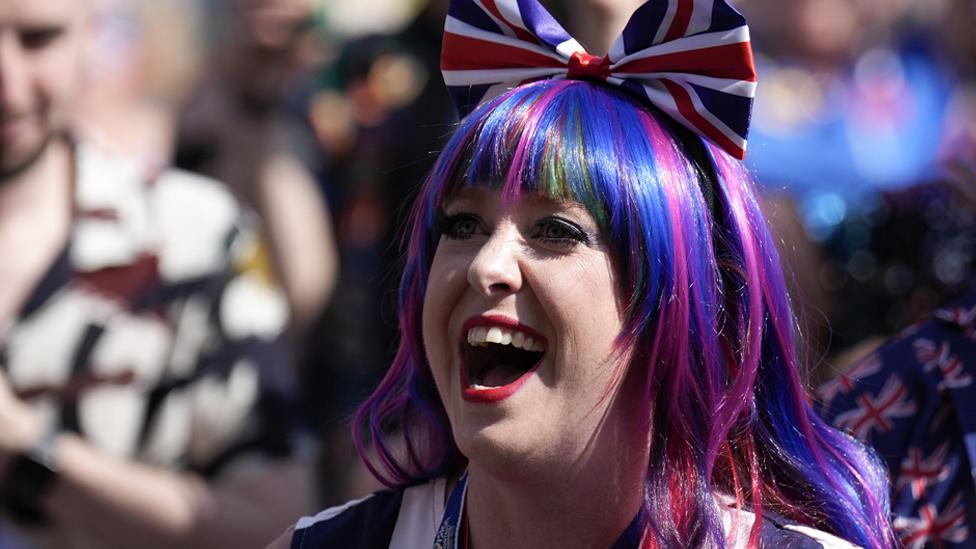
[421,251,467,386]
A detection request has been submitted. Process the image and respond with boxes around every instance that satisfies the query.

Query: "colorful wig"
[353,79,895,549]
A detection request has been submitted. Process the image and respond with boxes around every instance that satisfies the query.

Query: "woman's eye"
[535,218,588,246]
[20,27,63,50]
[441,213,481,240]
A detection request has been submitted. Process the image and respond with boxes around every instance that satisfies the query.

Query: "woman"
[272,0,895,547]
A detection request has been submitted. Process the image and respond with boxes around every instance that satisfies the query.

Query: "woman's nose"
[466,229,523,297]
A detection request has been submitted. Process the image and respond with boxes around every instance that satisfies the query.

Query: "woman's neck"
[462,409,650,549]
[464,459,644,548]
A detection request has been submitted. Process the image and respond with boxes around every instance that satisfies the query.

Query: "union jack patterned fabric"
[0,141,301,549]
[440,0,757,159]
[819,291,976,549]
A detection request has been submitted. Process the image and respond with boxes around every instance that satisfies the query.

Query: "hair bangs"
[435,79,661,234]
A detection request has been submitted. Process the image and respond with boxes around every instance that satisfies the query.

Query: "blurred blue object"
[747,46,953,235]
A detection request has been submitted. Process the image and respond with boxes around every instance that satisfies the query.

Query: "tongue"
[480,363,529,387]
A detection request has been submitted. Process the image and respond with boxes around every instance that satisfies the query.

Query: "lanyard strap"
[433,472,468,549]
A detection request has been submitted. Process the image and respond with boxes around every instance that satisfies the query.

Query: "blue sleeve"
[818,291,976,548]
[291,490,405,549]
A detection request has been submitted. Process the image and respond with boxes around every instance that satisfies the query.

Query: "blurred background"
[75,0,976,507]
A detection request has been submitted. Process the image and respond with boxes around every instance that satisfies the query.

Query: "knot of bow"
[440,0,758,160]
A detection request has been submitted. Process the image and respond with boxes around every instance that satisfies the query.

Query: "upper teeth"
[467,326,544,352]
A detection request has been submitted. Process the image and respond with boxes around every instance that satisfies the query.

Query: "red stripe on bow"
[662,79,745,159]
[663,0,693,42]
[442,33,566,70]
[616,43,756,82]
[482,0,538,44]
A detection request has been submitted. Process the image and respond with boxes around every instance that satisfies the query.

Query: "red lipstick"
[458,315,547,403]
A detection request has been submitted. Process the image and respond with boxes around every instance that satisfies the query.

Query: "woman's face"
[421,185,638,478]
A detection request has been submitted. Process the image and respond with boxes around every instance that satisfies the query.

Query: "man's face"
[0,0,88,179]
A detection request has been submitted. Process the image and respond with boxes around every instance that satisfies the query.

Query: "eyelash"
[532,217,589,246]
[438,213,481,240]
[437,212,590,247]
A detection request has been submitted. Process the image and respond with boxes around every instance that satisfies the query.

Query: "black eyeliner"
[536,216,592,245]
[438,211,483,240]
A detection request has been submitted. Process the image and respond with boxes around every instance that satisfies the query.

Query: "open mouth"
[459,317,546,403]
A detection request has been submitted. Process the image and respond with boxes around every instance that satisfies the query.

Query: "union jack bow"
[441,0,758,159]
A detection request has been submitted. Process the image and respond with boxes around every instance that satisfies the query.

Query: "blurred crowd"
[2,0,974,546]
[736,0,976,379]
[78,0,976,508]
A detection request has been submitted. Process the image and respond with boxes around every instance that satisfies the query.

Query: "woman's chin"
[453,424,575,482]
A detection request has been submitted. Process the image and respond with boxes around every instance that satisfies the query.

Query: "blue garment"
[819,291,976,549]
[290,490,404,548]
[289,473,858,548]
[747,49,951,200]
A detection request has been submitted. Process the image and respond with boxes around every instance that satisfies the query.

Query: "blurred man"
[175,0,338,334]
[0,1,312,547]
